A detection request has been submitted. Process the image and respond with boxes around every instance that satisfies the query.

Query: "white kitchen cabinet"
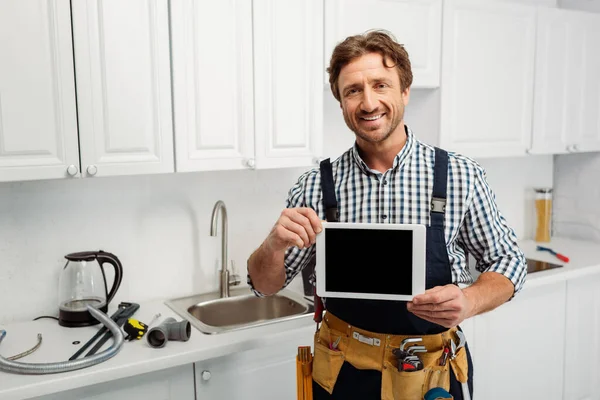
[71,0,174,178]
[439,0,536,158]
[253,0,324,169]
[530,8,600,156]
[324,0,442,89]
[171,0,255,172]
[563,274,600,400]
[472,281,566,400]
[529,8,572,155]
[0,0,79,182]
[33,364,195,400]
[173,0,323,172]
[195,325,314,399]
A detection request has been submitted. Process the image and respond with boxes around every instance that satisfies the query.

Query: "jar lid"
[534,188,553,193]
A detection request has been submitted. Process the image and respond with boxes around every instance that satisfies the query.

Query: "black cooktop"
[526,258,564,273]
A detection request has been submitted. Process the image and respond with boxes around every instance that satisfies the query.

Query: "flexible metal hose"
[0,305,124,374]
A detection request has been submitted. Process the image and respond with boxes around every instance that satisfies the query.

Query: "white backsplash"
[0,90,554,325]
[553,153,600,242]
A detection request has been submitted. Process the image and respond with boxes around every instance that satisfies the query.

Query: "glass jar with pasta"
[534,188,553,243]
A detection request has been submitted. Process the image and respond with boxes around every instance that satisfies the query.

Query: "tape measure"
[124,318,148,341]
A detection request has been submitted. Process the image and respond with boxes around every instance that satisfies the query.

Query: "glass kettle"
[58,250,123,327]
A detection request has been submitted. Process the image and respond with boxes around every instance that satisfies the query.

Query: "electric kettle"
[58,250,123,327]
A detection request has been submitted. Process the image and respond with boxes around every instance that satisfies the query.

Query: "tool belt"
[312,312,469,400]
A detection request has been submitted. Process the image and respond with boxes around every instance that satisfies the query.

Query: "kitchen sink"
[165,287,314,334]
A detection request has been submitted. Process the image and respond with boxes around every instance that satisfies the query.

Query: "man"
[248,31,526,399]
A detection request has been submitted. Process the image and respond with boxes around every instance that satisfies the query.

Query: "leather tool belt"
[313,312,469,400]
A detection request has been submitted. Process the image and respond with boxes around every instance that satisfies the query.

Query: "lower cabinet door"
[472,281,566,400]
[32,365,195,400]
[563,274,600,400]
[195,325,314,400]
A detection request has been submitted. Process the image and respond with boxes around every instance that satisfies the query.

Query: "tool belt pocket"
[382,360,427,400]
[312,340,345,394]
[449,345,468,383]
[382,351,453,400]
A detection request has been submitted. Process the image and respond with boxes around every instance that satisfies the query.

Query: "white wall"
[559,0,600,12]
[0,168,309,324]
[492,0,556,5]
[553,154,600,242]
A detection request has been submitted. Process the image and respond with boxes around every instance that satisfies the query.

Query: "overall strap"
[319,158,339,222]
[312,158,338,327]
[431,148,449,229]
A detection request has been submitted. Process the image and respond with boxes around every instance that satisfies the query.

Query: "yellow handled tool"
[123,318,148,341]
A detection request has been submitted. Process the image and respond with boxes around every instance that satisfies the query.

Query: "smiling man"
[248,31,527,400]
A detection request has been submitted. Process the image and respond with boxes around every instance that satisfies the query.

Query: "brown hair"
[327,30,413,102]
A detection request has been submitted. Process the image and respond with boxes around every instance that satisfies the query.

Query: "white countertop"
[519,237,600,288]
[1,236,598,400]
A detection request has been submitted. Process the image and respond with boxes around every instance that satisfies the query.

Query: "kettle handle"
[96,251,123,306]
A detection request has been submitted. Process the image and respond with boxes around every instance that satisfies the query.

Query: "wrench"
[455,331,466,352]
[449,338,457,360]
[452,331,470,400]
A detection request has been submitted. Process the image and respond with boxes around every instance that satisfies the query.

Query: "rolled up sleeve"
[458,166,527,296]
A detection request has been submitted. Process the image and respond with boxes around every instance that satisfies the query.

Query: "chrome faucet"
[210,200,240,298]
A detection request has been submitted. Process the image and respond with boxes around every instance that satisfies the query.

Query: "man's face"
[337,53,410,144]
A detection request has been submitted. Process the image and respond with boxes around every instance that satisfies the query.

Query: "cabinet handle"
[573,144,579,151]
[201,370,212,381]
[244,159,256,169]
[86,165,98,176]
[566,145,573,153]
[66,165,78,177]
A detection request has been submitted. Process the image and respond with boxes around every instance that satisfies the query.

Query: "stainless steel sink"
[165,287,314,334]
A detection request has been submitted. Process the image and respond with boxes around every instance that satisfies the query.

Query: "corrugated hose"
[0,305,124,374]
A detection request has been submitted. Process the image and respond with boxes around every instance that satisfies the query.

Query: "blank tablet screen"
[324,228,413,295]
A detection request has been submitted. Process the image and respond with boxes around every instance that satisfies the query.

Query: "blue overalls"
[313,148,474,399]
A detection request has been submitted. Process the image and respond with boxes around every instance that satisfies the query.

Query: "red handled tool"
[536,246,570,263]
[313,288,324,332]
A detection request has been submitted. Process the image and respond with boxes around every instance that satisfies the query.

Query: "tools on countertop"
[70,305,191,357]
[146,318,191,348]
[2,332,43,361]
[536,245,570,263]
[69,302,140,360]
[123,319,148,341]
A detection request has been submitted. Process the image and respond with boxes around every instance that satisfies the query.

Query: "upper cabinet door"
[325,0,442,89]
[71,0,174,178]
[253,0,324,169]
[439,0,536,158]
[573,12,600,153]
[0,0,79,182]
[171,0,255,172]
[530,8,572,155]
[531,9,600,155]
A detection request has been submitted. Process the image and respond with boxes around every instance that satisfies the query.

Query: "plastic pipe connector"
[146,318,191,348]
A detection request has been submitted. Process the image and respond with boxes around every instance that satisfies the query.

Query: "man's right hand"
[264,208,323,253]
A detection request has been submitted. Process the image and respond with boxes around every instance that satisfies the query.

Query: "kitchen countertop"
[1,236,598,400]
[519,237,600,288]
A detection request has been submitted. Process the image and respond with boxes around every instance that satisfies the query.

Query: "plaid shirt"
[250,126,527,296]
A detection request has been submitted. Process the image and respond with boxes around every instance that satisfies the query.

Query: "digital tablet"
[315,222,426,301]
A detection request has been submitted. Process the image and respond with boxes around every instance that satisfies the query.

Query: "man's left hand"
[406,285,475,328]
